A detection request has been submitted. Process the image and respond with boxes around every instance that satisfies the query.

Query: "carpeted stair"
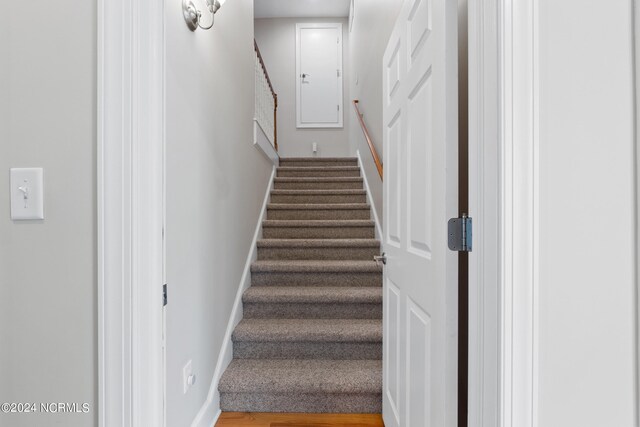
[218,157,383,413]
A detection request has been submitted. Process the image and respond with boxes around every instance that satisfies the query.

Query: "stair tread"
[262,220,374,227]
[251,260,382,273]
[280,157,358,162]
[219,359,381,394]
[243,286,382,303]
[271,189,366,194]
[257,238,379,248]
[233,318,382,342]
[267,203,370,210]
[274,177,363,182]
[277,166,360,171]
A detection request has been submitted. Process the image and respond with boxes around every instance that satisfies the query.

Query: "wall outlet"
[312,142,318,153]
[183,360,195,394]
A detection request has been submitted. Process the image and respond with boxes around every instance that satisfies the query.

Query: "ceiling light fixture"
[182,0,226,31]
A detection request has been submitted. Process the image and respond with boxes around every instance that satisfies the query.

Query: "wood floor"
[215,412,385,427]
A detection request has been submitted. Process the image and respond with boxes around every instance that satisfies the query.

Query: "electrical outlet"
[312,142,318,153]
[183,360,195,394]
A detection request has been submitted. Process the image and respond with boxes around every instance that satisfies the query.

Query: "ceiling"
[254,0,351,19]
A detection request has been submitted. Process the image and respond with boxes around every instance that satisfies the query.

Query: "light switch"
[10,168,44,220]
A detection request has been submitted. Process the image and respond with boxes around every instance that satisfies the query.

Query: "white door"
[382,0,458,425]
[295,23,343,128]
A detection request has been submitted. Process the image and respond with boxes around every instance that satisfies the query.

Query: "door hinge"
[448,214,472,252]
[337,69,341,77]
[337,104,340,111]
[163,284,168,306]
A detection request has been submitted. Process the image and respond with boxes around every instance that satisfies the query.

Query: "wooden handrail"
[353,100,383,180]
[254,40,278,151]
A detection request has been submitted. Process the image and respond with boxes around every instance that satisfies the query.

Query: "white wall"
[0,1,97,427]
[254,17,350,157]
[164,1,273,426]
[537,1,636,425]
[347,0,403,222]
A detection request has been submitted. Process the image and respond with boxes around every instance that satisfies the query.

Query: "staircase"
[218,157,383,413]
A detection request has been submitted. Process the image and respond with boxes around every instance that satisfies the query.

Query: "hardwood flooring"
[215,412,385,427]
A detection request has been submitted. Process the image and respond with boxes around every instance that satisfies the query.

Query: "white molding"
[500,0,539,425]
[349,0,355,33]
[254,120,280,164]
[356,149,382,240]
[634,0,640,422]
[467,0,500,425]
[295,22,344,129]
[97,0,165,425]
[468,0,538,426]
[190,166,277,427]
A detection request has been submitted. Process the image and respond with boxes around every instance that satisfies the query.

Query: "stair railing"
[353,100,383,180]
[255,40,278,151]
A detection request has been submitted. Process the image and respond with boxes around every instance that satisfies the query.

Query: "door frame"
[633,0,640,421]
[97,0,166,425]
[295,22,344,128]
[94,0,547,425]
[468,0,538,426]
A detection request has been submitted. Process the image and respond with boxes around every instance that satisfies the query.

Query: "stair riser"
[274,181,363,190]
[277,169,361,178]
[251,272,382,287]
[243,303,382,319]
[279,160,358,167]
[220,392,382,413]
[270,194,367,204]
[233,341,382,360]
[258,246,380,260]
[263,227,375,239]
[267,209,371,220]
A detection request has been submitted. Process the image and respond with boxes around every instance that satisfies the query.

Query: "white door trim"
[468,0,538,426]
[295,22,344,128]
[97,0,165,426]
[634,0,640,420]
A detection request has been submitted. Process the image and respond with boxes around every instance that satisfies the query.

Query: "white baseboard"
[356,150,383,240]
[190,165,277,427]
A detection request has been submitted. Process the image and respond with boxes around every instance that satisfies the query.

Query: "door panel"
[296,23,343,128]
[406,299,431,427]
[407,70,433,258]
[408,0,431,62]
[385,279,401,423]
[387,112,402,247]
[382,0,457,425]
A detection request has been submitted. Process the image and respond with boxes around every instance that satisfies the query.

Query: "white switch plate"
[183,360,193,394]
[10,168,44,220]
